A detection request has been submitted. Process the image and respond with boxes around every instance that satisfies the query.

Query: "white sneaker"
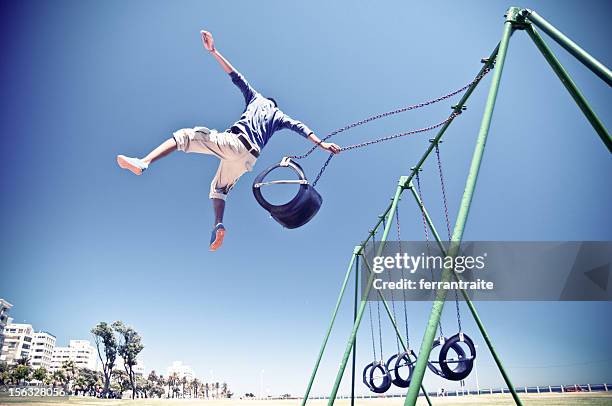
[117,155,148,175]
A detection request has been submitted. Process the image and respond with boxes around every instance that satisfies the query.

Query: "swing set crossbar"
[301,6,610,406]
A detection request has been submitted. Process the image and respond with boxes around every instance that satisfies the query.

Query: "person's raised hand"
[320,142,341,154]
[201,30,215,52]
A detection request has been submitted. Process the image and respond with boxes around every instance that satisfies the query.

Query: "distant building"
[114,357,146,377]
[166,361,195,381]
[50,340,97,371]
[30,331,56,370]
[0,320,33,365]
[0,299,13,351]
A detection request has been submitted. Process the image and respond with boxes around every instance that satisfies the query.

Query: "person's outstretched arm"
[309,133,341,154]
[201,30,256,104]
[278,114,341,154]
[201,30,235,73]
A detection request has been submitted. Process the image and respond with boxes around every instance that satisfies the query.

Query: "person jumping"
[117,31,341,251]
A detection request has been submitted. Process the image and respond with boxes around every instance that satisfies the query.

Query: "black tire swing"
[386,350,418,388]
[413,142,477,382]
[424,333,476,381]
[439,332,476,381]
[252,158,322,229]
[362,361,392,394]
[362,214,419,393]
[362,233,392,394]
[384,211,418,389]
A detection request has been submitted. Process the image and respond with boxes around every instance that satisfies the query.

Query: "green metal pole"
[363,204,393,247]
[407,182,446,254]
[405,13,516,406]
[525,25,612,153]
[301,250,358,405]
[360,254,433,406]
[302,203,400,406]
[407,183,523,404]
[448,11,513,244]
[303,199,396,405]
[523,9,612,87]
[350,253,359,406]
[327,181,403,405]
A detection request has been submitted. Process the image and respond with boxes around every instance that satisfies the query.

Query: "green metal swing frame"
[301,6,611,406]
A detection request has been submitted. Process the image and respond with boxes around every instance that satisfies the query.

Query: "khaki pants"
[173,127,257,200]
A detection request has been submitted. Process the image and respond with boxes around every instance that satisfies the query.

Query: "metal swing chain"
[310,113,459,187]
[415,171,430,243]
[396,209,410,350]
[368,300,377,362]
[377,296,383,362]
[340,113,458,152]
[291,67,491,161]
[367,229,386,362]
[290,67,491,186]
[311,154,335,187]
[455,288,463,333]
[434,144,463,332]
[435,144,452,241]
[376,221,384,361]
[390,286,400,354]
[415,171,444,338]
[383,215,401,354]
[368,231,378,362]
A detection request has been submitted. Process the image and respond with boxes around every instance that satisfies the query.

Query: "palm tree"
[32,367,47,384]
[154,374,165,399]
[151,374,165,399]
[42,371,54,387]
[147,370,158,382]
[180,376,187,397]
[74,375,87,396]
[169,372,179,398]
[135,376,149,398]
[15,355,31,366]
[60,360,78,393]
[191,378,200,398]
[78,368,100,396]
[0,361,9,386]
[166,374,172,398]
[51,370,66,388]
[11,364,32,385]
[145,371,159,398]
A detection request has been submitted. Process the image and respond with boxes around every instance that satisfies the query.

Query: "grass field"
[1,393,612,406]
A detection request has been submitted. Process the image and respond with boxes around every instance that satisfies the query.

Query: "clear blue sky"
[1,0,611,398]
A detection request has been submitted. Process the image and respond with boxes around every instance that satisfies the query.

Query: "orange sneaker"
[209,223,226,251]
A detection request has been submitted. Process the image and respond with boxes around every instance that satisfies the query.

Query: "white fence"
[299,383,609,400]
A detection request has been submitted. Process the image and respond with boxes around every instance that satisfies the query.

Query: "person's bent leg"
[212,198,225,225]
[116,138,177,175]
[208,155,249,251]
[142,138,177,165]
[209,186,228,252]
[117,127,214,176]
